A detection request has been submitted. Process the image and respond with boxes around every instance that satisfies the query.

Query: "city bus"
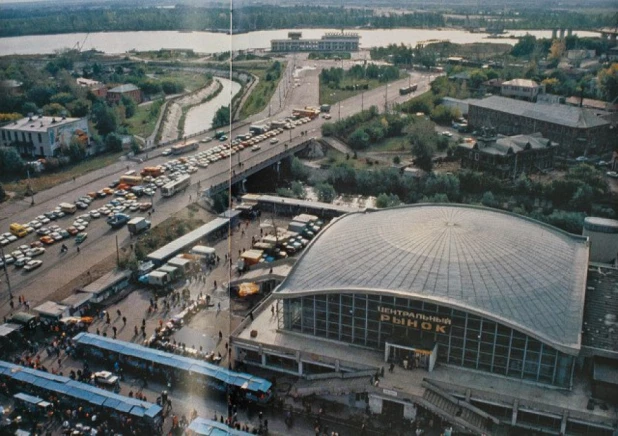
[171,141,199,155]
[399,84,418,95]
[161,174,190,197]
[118,175,143,186]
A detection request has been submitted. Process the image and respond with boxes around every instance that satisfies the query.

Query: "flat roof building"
[0,115,91,158]
[271,32,360,52]
[230,205,618,435]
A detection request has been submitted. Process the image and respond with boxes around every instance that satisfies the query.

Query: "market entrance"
[384,342,437,372]
[382,398,405,420]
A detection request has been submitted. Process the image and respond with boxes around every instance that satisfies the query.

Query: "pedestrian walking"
[219,331,223,340]
[134,326,138,336]
[217,302,221,311]
[122,316,127,326]
[76,246,80,254]
[117,309,121,318]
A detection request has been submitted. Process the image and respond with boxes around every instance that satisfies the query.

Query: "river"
[0,28,599,56]
[183,78,241,135]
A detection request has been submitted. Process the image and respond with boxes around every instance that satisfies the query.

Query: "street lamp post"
[0,244,12,298]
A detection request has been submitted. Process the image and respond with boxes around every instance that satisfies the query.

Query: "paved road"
[0,57,434,317]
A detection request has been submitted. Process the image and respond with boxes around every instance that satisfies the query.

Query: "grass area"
[320,149,386,170]
[369,136,411,153]
[320,78,390,106]
[239,63,285,119]
[4,151,125,198]
[125,99,164,138]
[156,70,212,93]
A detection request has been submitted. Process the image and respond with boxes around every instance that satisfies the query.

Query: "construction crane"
[73,32,90,52]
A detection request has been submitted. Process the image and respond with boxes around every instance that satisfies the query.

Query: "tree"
[67,98,92,117]
[65,136,87,162]
[598,63,618,102]
[481,191,497,208]
[375,193,401,208]
[430,105,460,125]
[569,184,594,212]
[315,182,336,203]
[549,39,566,60]
[130,141,141,155]
[511,34,537,57]
[290,157,310,181]
[105,133,123,152]
[212,105,230,129]
[42,103,66,116]
[291,181,306,199]
[348,128,370,150]
[50,92,76,106]
[92,101,118,136]
[0,182,5,202]
[0,146,26,176]
[121,95,137,119]
[412,140,434,172]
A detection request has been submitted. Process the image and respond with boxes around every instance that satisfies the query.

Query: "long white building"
[0,115,91,158]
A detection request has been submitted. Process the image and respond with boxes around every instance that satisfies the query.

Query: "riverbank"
[0,28,600,56]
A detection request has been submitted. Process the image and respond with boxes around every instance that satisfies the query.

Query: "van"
[10,223,28,238]
[9,312,38,329]
[59,202,77,214]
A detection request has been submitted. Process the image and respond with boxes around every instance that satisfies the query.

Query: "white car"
[441,131,453,137]
[270,138,279,144]
[23,260,43,271]
[7,235,18,243]
[0,239,9,247]
[1,255,15,265]
[77,214,92,222]
[25,247,45,257]
[93,371,119,386]
[162,148,172,156]
[18,244,30,253]
[50,232,63,241]
[89,211,101,219]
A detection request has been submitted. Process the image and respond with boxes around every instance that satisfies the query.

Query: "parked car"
[15,256,32,267]
[92,371,119,386]
[75,232,88,244]
[24,260,43,271]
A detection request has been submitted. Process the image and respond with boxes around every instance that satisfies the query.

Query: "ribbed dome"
[276,204,589,354]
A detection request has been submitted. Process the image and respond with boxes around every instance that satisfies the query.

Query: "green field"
[125,100,163,137]
[239,62,285,119]
[319,78,391,106]
[4,151,126,198]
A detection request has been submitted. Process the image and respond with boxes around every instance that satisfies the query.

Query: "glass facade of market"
[281,292,575,388]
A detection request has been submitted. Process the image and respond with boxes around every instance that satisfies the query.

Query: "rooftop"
[460,132,556,155]
[582,264,618,356]
[275,204,590,354]
[108,84,139,93]
[1,115,82,133]
[502,78,540,87]
[469,96,610,129]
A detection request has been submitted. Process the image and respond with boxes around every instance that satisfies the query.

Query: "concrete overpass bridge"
[199,137,317,199]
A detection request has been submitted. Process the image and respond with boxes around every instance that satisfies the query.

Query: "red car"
[40,235,55,245]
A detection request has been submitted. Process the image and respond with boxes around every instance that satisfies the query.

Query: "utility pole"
[0,244,12,298]
[115,235,120,266]
[361,91,364,112]
[27,167,34,206]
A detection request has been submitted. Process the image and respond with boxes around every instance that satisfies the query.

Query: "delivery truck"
[127,217,151,235]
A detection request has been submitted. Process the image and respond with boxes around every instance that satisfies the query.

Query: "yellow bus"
[119,175,143,186]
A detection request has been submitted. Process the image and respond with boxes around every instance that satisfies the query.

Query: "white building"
[0,115,91,158]
[500,79,545,101]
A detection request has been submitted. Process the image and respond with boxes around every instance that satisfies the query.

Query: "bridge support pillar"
[559,28,565,39]
[552,29,557,39]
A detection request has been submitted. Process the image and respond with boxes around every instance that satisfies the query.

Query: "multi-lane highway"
[0,55,434,317]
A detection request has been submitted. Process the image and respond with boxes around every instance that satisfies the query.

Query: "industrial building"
[231,204,617,435]
[467,96,612,156]
[0,114,91,158]
[271,32,360,52]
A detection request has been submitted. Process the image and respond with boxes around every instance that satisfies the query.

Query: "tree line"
[284,155,613,235]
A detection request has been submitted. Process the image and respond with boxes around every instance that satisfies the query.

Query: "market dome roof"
[275,204,590,354]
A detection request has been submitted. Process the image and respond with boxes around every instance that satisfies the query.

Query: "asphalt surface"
[0,54,434,322]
